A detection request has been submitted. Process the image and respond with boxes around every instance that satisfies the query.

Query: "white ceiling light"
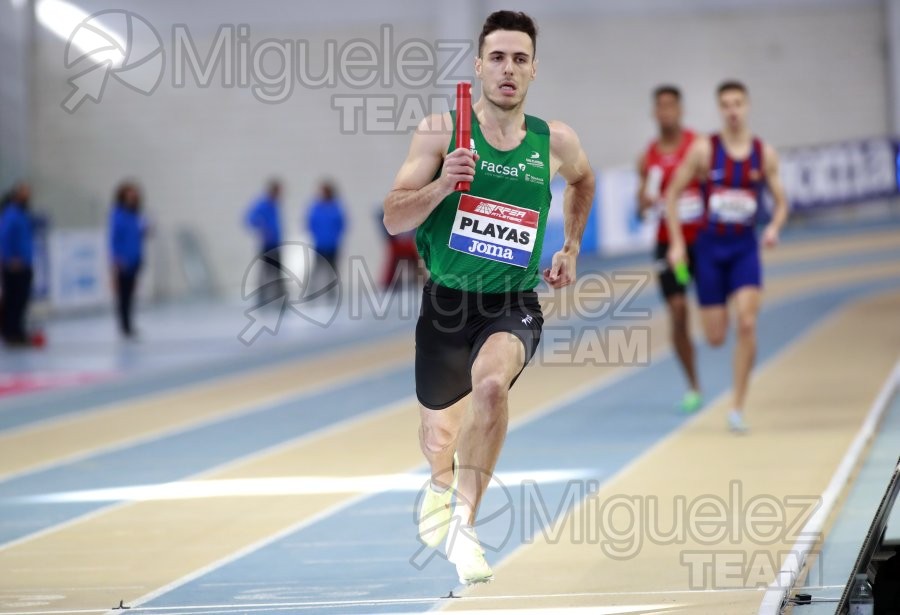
[35,0,126,68]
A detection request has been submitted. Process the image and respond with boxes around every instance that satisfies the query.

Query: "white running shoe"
[728,410,748,434]
[417,454,458,548]
[446,521,494,585]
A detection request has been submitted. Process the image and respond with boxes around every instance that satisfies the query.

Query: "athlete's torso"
[416,110,553,293]
[644,129,703,244]
[702,133,765,232]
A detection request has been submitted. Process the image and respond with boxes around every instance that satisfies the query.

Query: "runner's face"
[475,30,535,111]
[718,90,748,132]
[654,93,682,132]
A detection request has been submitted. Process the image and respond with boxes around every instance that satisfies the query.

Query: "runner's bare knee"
[737,311,756,339]
[472,371,507,412]
[421,421,458,454]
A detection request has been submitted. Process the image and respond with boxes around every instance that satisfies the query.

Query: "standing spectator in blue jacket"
[306,181,346,300]
[109,182,148,338]
[0,183,34,346]
[245,180,285,307]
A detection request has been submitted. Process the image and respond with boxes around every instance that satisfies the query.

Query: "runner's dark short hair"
[478,11,538,57]
[717,80,748,97]
[653,85,682,102]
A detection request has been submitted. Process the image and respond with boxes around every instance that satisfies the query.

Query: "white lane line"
[13,469,594,504]
[757,359,900,614]
[0,587,768,615]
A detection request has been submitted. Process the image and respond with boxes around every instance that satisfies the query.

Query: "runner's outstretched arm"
[761,145,789,248]
[544,121,595,288]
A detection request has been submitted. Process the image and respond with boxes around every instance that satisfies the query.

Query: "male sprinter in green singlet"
[384,11,595,585]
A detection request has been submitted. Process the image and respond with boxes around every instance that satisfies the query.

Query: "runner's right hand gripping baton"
[455,81,472,192]
[674,261,691,286]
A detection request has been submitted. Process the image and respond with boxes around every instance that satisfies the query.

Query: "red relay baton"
[455,81,472,192]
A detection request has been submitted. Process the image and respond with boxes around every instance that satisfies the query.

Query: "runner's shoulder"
[415,113,454,139]
[408,113,454,155]
[547,120,582,158]
[686,134,713,161]
[691,133,713,150]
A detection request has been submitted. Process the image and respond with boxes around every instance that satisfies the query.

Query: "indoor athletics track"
[1,222,899,615]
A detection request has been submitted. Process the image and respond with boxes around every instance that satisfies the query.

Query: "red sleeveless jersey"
[642,129,703,244]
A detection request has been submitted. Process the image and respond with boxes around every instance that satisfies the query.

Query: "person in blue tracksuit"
[0,183,34,346]
[306,180,346,300]
[109,182,148,338]
[245,180,285,307]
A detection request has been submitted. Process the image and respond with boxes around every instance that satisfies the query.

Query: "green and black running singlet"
[416,110,552,293]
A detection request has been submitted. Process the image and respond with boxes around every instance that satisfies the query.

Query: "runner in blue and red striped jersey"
[663,80,789,434]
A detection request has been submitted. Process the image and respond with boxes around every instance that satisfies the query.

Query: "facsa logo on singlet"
[480,159,520,178]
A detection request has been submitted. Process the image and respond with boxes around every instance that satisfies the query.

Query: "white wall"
[26,0,890,298]
[512,2,889,166]
[887,0,900,133]
[0,0,31,190]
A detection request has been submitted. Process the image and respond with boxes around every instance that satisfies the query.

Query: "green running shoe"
[680,390,703,414]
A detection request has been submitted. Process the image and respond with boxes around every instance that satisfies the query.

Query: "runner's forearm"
[562,172,595,253]
[664,195,685,247]
[384,180,453,235]
[769,194,789,232]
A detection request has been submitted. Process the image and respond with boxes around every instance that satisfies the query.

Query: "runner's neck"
[657,126,684,152]
[721,126,752,147]
[474,97,527,143]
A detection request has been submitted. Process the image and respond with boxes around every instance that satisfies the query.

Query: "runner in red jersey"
[637,85,703,413]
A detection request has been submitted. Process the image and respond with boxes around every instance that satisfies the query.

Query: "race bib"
[659,189,704,222]
[448,194,539,268]
[709,188,758,224]
[644,165,664,200]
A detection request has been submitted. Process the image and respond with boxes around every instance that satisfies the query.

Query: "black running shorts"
[655,241,698,299]
[415,279,544,410]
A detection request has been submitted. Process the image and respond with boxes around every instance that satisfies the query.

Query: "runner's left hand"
[543,249,576,289]
[762,224,779,248]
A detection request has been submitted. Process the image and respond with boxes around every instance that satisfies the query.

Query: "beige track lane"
[0,338,413,479]
[760,227,900,265]
[3,263,899,613]
[448,290,900,615]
